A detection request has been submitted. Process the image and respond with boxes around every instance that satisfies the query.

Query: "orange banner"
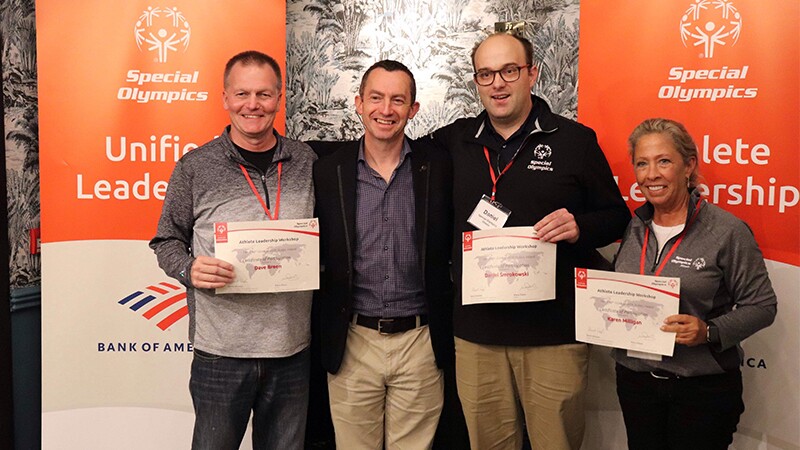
[578,0,799,266]
[37,2,287,447]
[38,0,287,243]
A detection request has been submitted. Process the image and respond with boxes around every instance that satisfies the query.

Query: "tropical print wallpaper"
[285,0,579,140]
[1,0,579,289]
[2,0,39,289]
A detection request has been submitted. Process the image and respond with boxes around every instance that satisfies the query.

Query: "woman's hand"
[661,314,708,347]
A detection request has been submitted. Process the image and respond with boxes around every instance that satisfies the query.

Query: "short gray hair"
[224,50,282,92]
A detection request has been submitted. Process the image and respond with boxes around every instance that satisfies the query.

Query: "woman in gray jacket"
[612,118,777,450]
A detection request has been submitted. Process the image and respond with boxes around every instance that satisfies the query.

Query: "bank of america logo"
[134,6,191,63]
[680,0,742,59]
[118,281,188,331]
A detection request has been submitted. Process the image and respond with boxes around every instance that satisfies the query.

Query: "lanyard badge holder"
[468,147,515,230]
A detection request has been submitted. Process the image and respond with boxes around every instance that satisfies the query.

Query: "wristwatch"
[706,322,720,344]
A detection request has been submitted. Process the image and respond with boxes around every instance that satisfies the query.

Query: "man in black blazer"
[311,60,455,449]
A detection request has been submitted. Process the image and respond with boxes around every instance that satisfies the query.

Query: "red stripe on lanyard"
[639,197,703,276]
[483,146,516,202]
[240,162,282,221]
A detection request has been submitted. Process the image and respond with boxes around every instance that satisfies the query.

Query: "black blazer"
[310,138,455,374]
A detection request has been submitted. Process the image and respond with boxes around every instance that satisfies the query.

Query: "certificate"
[574,268,680,356]
[462,226,556,305]
[214,219,320,294]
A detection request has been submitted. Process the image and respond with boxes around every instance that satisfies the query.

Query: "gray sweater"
[612,189,777,376]
[149,127,317,358]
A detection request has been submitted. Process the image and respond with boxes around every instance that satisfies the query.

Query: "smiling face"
[223,61,281,151]
[355,68,419,146]
[472,34,537,131]
[633,133,697,213]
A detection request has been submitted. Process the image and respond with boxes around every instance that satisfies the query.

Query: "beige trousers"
[455,338,589,450]
[328,323,444,450]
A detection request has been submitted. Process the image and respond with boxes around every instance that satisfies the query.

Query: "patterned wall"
[285,0,579,140]
[2,0,40,289]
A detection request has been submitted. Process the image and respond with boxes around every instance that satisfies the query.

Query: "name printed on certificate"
[214,219,320,294]
[575,268,679,356]
[462,226,556,305]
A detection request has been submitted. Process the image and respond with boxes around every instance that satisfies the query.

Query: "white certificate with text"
[575,268,679,356]
[214,219,320,294]
[462,227,556,305]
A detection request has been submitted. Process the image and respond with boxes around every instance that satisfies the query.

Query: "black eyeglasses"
[473,65,531,86]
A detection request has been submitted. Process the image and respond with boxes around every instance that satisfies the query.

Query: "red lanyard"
[639,198,703,275]
[239,162,282,220]
[483,146,516,202]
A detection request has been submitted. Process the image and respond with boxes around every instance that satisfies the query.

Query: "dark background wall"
[2,74,14,450]
[2,0,40,448]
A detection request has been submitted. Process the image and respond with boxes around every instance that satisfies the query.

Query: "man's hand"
[191,255,235,289]
[534,208,580,243]
[661,314,708,347]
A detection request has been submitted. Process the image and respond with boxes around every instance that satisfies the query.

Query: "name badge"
[467,194,511,229]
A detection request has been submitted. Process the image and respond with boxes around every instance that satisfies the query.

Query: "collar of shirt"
[234,141,276,174]
[357,137,413,169]
[479,103,538,168]
[484,103,537,143]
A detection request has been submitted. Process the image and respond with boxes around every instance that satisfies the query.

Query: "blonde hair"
[628,118,700,188]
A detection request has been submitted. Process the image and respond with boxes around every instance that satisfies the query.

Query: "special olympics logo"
[134,6,191,63]
[533,144,552,160]
[668,279,678,289]
[692,257,707,270]
[680,0,742,59]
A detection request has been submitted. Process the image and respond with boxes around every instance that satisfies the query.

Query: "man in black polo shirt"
[312,60,454,449]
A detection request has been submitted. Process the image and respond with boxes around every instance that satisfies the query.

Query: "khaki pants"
[455,338,589,450]
[328,323,444,450]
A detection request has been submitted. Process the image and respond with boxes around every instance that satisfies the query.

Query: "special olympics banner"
[578,1,799,449]
[36,1,285,448]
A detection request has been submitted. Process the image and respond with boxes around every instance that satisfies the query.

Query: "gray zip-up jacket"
[613,188,777,376]
[149,127,316,358]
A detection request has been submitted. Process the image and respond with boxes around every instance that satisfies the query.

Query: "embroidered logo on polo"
[669,255,706,270]
[533,144,552,159]
[692,257,707,270]
[527,144,554,172]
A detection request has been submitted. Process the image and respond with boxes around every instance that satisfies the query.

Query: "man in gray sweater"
[149,50,316,450]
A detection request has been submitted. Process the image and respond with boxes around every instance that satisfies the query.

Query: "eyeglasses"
[473,65,531,86]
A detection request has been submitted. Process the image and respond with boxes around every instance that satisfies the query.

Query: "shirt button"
[383,246,389,251]
[384,217,389,221]
[384,275,389,280]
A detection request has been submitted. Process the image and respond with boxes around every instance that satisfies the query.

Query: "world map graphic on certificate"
[214,219,320,294]
[232,243,307,278]
[575,268,680,356]
[475,250,545,287]
[462,227,556,304]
